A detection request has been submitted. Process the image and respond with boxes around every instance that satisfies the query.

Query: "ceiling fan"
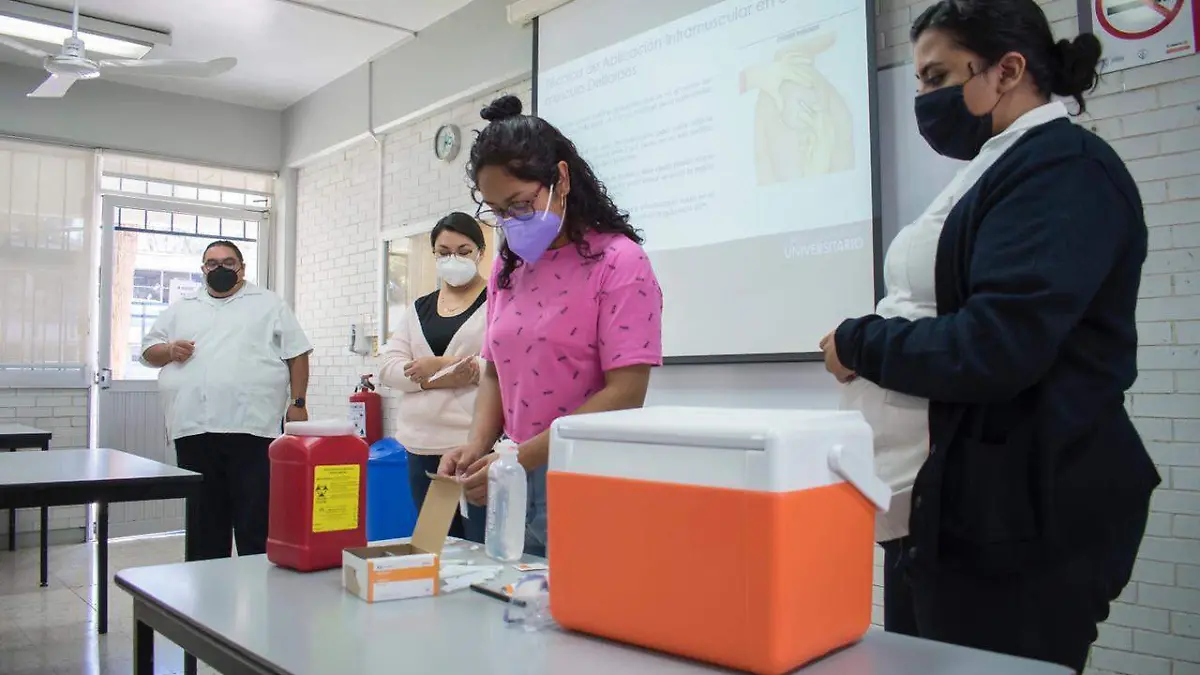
[0,0,237,98]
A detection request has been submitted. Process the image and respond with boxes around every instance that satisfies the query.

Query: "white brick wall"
[294,81,531,433]
[293,1,1197,671]
[875,1,1200,673]
[0,387,91,538]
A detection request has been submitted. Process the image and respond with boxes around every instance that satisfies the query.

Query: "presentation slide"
[538,0,878,360]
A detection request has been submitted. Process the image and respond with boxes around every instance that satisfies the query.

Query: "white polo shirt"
[142,283,312,441]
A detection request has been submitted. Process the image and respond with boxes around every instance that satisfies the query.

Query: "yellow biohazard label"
[312,464,360,533]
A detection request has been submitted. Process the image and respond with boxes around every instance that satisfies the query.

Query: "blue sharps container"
[366,438,418,541]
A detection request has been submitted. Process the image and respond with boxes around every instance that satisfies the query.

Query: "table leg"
[6,448,13,552]
[97,501,108,635]
[39,440,48,587]
[134,618,154,675]
[39,506,48,587]
[183,493,197,675]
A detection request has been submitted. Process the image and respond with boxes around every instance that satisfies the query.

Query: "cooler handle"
[828,443,891,512]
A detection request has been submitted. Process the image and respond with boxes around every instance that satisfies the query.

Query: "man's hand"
[168,340,195,363]
[403,356,449,387]
[286,405,308,422]
[819,331,856,383]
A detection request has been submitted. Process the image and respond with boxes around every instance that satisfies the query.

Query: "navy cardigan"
[835,118,1160,573]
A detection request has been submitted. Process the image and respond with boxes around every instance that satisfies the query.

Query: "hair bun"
[1052,33,1102,101]
[480,95,523,122]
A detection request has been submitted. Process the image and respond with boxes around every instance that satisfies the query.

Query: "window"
[0,139,96,387]
[105,201,261,380]
[97,154,274,381]
[100,154,273,210]
[380,220,497,341]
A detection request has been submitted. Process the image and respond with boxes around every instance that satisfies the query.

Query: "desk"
[0,448,201,634]
[0,423,52,583]
[116,549,1071,675]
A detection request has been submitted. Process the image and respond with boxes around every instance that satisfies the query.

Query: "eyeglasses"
[433,251,477,260]
[202,258,241,272]
[476,187,545,227]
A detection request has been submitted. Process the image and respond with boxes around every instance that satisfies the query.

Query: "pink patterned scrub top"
[481,231,664,551]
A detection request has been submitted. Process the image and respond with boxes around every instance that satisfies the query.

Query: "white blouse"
[845,101,1070,542]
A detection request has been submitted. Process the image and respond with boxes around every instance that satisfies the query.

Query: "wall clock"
[434,124,461,162]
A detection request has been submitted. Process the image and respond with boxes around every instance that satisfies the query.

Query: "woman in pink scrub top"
[438,95,664,556]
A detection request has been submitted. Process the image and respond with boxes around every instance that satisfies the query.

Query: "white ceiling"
[0,0,475,109]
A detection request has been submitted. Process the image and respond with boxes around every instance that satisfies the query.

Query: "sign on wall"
[168,278,202,302]
[1080,0,1198,73]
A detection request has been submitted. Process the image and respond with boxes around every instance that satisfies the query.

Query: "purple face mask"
[500,185,563,264]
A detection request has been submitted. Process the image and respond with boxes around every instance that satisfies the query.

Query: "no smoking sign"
[1096,0,1185,40]
[1086,0,1198,72]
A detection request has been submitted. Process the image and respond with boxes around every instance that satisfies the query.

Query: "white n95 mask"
[436,255,478,287]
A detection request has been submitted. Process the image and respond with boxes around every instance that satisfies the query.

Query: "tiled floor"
[0,533,216,675]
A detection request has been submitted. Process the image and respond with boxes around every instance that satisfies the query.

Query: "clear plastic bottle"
[485,441,527,562]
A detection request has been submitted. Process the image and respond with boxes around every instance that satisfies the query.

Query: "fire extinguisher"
[349,374,382,446]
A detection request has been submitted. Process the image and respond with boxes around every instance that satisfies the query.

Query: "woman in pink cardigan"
[380,212,488,541]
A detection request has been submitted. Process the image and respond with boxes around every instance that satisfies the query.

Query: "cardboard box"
[342,473,461,603]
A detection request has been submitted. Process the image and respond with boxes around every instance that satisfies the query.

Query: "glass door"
[95,195,267,538]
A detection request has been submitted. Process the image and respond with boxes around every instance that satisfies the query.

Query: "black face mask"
[206,267,238,293]
[914,76,996,161]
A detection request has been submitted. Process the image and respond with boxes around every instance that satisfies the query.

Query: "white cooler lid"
[549,407,890,511]
[553,407,864,448]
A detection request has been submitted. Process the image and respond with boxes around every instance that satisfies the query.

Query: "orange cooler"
[547,407,889,675]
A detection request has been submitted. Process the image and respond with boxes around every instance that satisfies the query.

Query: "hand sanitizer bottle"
[485,440,527,562]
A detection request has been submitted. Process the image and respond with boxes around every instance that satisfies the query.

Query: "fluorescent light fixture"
[0,14,151,58]
[0,0,169,60]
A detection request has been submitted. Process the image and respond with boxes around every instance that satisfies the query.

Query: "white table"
[0,448,201,633]
[116,546,1071,675]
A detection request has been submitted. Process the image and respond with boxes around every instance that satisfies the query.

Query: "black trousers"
[880,539,919,636]
[175,433,272,561]
[406,452,485,543]
[905,506,1149,674]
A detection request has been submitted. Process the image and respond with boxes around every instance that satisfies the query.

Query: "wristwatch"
[292,398,306,409]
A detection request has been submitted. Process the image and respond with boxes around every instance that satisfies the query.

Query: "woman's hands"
[403,356,448,387]
[460,453,499,506]
[438,441,497,506]
[439,358,480,389]
[405,357,479,389]
[820,330,856,383]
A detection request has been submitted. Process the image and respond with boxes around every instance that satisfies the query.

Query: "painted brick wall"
[0,388,90,539]
[294,81,531,431]
[876,2,1200,673]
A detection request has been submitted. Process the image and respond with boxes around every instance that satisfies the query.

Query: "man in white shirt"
[142,240,312,561]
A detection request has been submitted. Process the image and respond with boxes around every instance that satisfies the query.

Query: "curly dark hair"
[466,95,643,290]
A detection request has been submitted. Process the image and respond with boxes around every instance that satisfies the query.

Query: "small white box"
[341,474,460,603]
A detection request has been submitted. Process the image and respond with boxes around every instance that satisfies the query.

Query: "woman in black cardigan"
[819,0,1160,672]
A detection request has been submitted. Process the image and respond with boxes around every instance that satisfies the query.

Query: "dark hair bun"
[480,95,523,122]
[1052,33,1102,100]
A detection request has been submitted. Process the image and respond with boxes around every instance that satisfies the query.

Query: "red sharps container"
[267,420,369,571]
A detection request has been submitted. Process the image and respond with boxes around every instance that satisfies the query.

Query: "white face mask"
[436,254,478,287]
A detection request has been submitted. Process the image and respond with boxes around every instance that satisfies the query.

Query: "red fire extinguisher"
[349,374,382,446]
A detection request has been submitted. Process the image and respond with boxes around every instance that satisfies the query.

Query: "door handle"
[95,367,112,390]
